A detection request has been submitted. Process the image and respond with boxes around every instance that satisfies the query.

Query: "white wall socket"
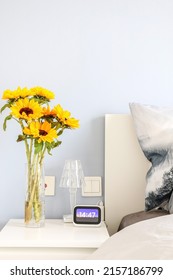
[45,176,55,196]
[82,176,102,196]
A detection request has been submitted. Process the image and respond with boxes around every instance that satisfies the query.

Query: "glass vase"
[25,160,45,227]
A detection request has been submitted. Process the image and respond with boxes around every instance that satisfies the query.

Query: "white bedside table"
[0,219,109,260]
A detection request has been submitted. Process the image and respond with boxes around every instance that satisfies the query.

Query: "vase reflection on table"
[1,86,79,227]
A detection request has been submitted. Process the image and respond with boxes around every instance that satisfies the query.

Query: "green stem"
[19,120,30,163]
[25,152,43,224]
[25,142,45,224]
[40,144,46,166]
[28,138,33,166]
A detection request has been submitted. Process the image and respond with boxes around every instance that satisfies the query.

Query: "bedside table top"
[0,219,109,249]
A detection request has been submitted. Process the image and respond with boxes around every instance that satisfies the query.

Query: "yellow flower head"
[23,121,58,143]
[2,87,30,100]
[30,87,55,99]
[10,98,43,120]
[53,104,71,122]
[53,104,79,128]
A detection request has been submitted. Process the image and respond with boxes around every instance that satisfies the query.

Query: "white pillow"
[129,102,173,212]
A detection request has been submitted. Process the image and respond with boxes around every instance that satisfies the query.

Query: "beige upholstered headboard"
[105,114,150,235]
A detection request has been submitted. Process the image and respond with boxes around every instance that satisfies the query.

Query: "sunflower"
[53,104,79,128]
[42,106,56,118]
[23,121,58,143]
[2,87,31,100]
[10,98,43,120]
[53,104,71,122]
[30,87,55,99]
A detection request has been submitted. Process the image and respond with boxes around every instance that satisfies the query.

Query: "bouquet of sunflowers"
[1,86,79,226]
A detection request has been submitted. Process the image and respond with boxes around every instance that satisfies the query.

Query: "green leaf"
[53,140,62,148]
[56,122,62,128]
[32,96,49,105]
[57,129,64,136]
[16,134,26,142]
[34,141,43,154]
[47,148,52,156]
[45,142,52,155]
[3,115,12,130]
[45,140,62,155]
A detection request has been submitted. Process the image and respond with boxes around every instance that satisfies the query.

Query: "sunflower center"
[39,129,48,136]
[19,107,33,116]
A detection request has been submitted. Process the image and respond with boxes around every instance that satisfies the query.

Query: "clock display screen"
[73,206,101,224]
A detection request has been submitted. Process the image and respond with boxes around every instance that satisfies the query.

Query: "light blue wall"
[1,0,173,229]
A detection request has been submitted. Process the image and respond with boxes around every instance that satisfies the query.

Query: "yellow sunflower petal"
[29,122,40,137]
[65,118,80,128]
[23,127,31,135]
[40,121,51,132]
[23,122,40,137]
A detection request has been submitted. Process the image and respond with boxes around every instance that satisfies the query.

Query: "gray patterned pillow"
[129,103,173,212]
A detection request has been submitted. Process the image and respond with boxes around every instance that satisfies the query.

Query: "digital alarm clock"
[73,205,101,226]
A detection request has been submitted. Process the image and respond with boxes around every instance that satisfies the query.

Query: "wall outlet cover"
[45,176,55,196]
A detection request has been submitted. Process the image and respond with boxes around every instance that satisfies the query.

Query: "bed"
[90,214,173,260]
[90,110,173,260]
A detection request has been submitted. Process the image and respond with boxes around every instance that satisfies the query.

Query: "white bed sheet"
[90,214,173,260]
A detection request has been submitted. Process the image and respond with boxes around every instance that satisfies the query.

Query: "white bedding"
[90,214,173,259]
